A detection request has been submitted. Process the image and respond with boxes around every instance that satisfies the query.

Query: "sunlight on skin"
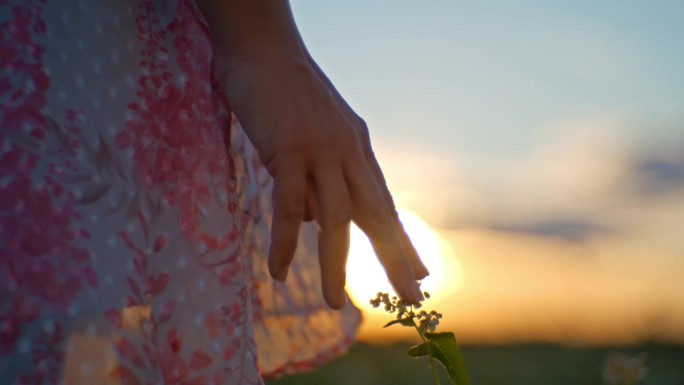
[346,209,462,319]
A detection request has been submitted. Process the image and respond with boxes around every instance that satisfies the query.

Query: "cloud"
[372,139,483,227]
[372,115,631,227]
[630,157,684,196]
[486,219,609,243]
[374,114,684,249]
[437,114,631,227]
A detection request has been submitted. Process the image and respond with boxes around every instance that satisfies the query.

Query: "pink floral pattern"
[0,1,361,384]
[0,3,96,378]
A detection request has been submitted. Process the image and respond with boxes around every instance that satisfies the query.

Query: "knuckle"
[315,132,347,158]
[320,207,352,230]
[267,147,306,176]
[353,118,371,142]
[359,205,392,235]
[356,117,369,135]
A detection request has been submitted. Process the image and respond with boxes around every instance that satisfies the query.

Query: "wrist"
[213,42,312,87]
[197,0,309,70]
[213,39,307,71]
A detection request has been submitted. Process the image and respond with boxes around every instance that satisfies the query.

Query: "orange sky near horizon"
[349,223,684,346]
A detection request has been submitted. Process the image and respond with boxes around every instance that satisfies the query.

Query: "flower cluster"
[603,353,648,385]
[417,309,443,333]
[370,291,443,334]
[370,292,416,316]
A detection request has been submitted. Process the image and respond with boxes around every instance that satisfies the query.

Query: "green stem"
[410,317,441,385]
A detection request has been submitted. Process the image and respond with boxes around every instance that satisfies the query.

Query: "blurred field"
[266,342,684,385]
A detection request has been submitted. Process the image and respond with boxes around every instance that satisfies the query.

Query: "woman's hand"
[198,0,428,309]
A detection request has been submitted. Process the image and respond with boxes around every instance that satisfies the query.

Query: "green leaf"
[408,332,471,385]
[383,317,415,328]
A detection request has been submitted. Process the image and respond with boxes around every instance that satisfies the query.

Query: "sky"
[290,1,684,345]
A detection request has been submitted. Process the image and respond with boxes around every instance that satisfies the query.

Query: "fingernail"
[338,291,347,308]
[270,263,288,282]
[410,284,424,303]
[275,267,288,282]
[416,265,430,280]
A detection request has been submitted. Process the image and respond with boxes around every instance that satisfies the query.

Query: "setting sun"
[346,209,461,314]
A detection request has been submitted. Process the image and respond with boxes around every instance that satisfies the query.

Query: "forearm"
[196,0,308,64]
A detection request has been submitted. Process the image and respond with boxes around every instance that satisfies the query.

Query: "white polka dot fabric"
[0,1,361,384]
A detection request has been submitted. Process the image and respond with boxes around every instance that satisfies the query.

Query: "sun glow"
[346,209,461,313]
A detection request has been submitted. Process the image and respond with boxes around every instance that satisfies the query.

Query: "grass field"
[266,342,684,385]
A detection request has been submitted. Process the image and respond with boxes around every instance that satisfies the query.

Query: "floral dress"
[0,1,361,384]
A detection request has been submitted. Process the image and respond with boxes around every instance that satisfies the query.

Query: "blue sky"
[292,1,683,156]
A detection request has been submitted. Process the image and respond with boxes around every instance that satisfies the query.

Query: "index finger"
[344,154,424,304]
[356,124,430,280]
